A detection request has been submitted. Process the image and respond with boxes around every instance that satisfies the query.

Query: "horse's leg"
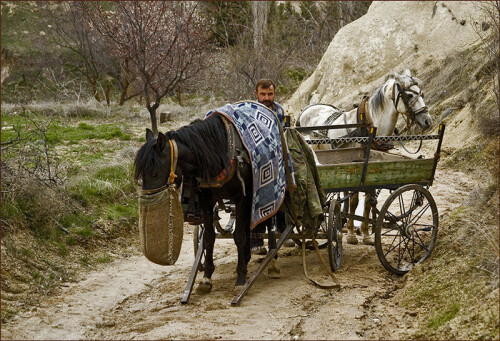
[361,192,375,245]
[196,205,216,294]
[233,196,251,288]
[346,192,359,244]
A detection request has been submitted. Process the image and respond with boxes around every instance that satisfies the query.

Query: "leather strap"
[356,96,371,136]
[168,139,178,185]
[301,231,341,289]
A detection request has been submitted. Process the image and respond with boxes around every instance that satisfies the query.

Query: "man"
[254,78,285,126]
[251,78,294,255]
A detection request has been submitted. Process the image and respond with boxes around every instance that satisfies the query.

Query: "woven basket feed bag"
[139,185,184,265]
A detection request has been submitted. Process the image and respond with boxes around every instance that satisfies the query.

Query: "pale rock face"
[285,1,485,117]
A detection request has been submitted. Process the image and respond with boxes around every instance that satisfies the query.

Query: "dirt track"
[2,165,474,340]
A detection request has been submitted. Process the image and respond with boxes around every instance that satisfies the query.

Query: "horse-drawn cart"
[182,121,446,305]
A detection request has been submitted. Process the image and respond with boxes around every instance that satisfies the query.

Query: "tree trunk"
[88,77,101,102]
[252,1,270,52]
[147,103,160,136]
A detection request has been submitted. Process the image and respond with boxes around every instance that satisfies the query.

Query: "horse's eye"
[421,93,425,99]
[407,93,414,98]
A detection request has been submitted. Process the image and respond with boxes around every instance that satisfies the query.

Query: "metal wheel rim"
[375,184,438,275]
[327,199,343,271]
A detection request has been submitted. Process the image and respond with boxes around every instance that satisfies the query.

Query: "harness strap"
[141,184,168,195]
[301,231,341,289]
[356,96,371,136]
[168,139,178,185]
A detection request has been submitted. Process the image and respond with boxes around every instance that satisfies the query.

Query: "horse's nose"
[423,118,431,130]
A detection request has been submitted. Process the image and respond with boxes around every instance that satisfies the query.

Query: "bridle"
[392,78,428,153]
[140,139,178,195]
[392,77,428,132]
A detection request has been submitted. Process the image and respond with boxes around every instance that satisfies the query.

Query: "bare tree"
[252,1,270,52]
[471,1,499,107]
[42,2,113,103]
[85,1,212,135]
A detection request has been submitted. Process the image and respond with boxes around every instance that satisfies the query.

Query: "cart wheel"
[327,199,343,271]
[192,225,205,272]
[375,184,438,275]
[213,200,235,236]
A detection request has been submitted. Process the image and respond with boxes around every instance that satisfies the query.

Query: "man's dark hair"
[255,78,275,91]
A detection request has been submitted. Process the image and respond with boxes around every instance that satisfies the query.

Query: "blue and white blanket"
[206,101,294,230]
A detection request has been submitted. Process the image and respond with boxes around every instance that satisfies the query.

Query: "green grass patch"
[20,248,33,258]
[60,212,94,230]
[46,123,132,144]
[73,226,95,238]
[426,304,460,330]
[443,144,485,173]
[95,254,112,264]
[104,201,137,221]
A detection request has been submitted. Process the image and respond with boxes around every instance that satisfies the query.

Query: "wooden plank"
[318,163,363,189]
[181,227,204,304]
[318,158,435,190]
[364,159,435,186]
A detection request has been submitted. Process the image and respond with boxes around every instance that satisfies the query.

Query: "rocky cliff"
[285,1,496,153]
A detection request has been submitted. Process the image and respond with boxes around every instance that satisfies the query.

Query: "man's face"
[255,85,275,108]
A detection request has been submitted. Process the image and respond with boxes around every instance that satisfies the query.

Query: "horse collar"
[357,96,371,135]
[168,139,178,185]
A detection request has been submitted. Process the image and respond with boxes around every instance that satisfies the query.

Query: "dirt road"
[1,166,473,340]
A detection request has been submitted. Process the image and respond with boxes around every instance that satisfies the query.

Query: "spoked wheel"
[192,201,236,272]
[375,184,438,275]
[327,199,343,271]
[213,200,235,236]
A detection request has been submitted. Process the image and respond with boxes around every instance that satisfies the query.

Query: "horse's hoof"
[346,234,359,245]
[268,268,281,279]
[196,278,212,294]
[234,283,245,293]
[268,260,281,279]
[363,236,375,246]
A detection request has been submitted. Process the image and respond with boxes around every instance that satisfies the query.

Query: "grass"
[399,197,499,339]
[1,111,133,147]
[426,304,460,330]
[1,101,143,323]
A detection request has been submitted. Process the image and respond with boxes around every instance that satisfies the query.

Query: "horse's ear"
[156,132,167,152]
[402,69,411,77]
[146,128,154,141]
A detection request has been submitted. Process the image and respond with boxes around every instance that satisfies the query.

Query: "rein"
[168,139,178,185]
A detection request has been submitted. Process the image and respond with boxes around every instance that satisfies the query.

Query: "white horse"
[296,69,432,245]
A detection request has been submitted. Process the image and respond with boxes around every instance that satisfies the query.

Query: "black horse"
[134,113,278,293]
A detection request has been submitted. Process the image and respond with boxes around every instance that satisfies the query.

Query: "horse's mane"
[134,136,159,181]
[167,114,229,180]
[370,77,395,112]
[134,114,229,182]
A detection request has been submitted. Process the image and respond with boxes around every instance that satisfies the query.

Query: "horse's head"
[394,69,432,131]
[134,128,182,191]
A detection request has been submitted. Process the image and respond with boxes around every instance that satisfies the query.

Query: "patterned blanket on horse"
[206,101,294,230]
